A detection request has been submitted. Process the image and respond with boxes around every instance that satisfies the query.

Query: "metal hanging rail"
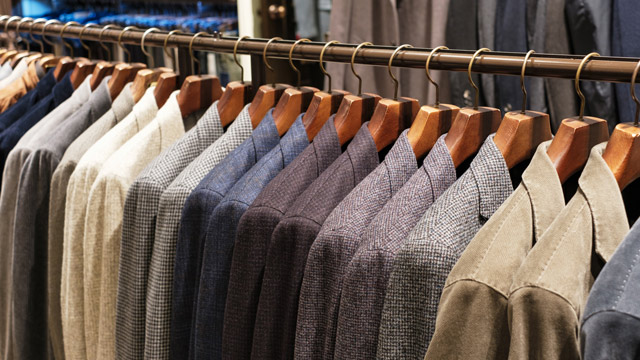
[1,15,639,84]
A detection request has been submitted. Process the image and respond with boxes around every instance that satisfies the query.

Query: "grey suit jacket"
[377,135,513,359]
[116,100,223,360]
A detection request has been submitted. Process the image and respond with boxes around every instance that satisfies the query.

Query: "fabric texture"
[377,135,513,359]
[581,219,640,360]
[148,105,254,360]
[47,80,132,360]
[333,135,456,360]
[0,68,54,134]
[425,141,565,360]
[0,60,43,112]
[296,130,417,360]
[0,58,28,89]
[507,142,629,360]
[222,117,342,359]
[115,100,223,360]
[0,73,85,360]
[257,123,379,360]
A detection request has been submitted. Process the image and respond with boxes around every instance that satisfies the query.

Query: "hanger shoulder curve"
[334,93,381,146]
[407,103,460,159]
[493,110,552,169]
[603,123,640,190]
[272,86,318,136]
[444,106,502,168]
[218,80,253,127]
[367,97,420,152]
[302,89,349,141]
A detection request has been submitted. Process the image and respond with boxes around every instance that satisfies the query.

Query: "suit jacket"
[0,68,55,134]
[83,91,187,360]
[146,106,254,360]
[60,86,158,360]
[334,135,456,360]
[296,130,417,360]
[194,115,309,359]
[0,60,44,112]
[446,0,481,107]
[223,117,342,359]
[581,219,640,360]
[507,142,629,360]
[377,135,513,359]
[115,100,223,360]
[425,141,565,360]
[256,124,379,360]
[612,0,639,127]
[0,73,85,360]
[0,59,28,89]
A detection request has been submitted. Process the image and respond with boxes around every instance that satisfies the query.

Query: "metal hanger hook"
[468,48,490,110]
[189,32,209,75]
[141,27,160,68]
[263,37,282,88]
[41,19,61,55]
[117,26,138,63]
[233,35,250,83]
[630,60,640,126]
[30,18,46,53]
[320,40,339,92]
[351,42,372,96]
[289,38,311,88]
[389,44,413,100]
[426,46,448,107]
[520,50,535,114]
[16,17,33,51]
[99,24,117,62]
[79,23,98,60]
[575,52,600,120]
[163,30,182,73]
[5,16,21,49]
[60,21,80,58]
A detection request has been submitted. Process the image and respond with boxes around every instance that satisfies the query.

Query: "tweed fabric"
[333,135,456,360]
[507,142,629,360]
[47,81,132,360]
[0,60,44,112]
[377,135,513,359]
[581,220,640,360]
[60,86,157,360]
[116,100,223,360]
[194,115,308,359]
[0,73,87,360]
[0,68,54,134]
[296,130,417,360]
[256,123,379,360]
[148,105,255,360]
[222,117,342,359]
[424,141,565,360]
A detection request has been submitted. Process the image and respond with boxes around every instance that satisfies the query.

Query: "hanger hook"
[17,18,32,51]
[5,16,21,49]
[320,40,339,92]
[99,24,117,62]
[263,37,282,88]
[163,29,182,73]
[388,44,413,100]
[350,42,372,96]
[60,21,80,58]
[117,26,138,63]
[630,60,640,126]
[141,27,160,68]
[575,52,600,120]
[29,18,45,53]
[41,19,60,55]
[189,32,209,75]
[289,38,311,88]
[426,46,448,107]
[520,50,535,114]
[79,23,98,60]
[468,48,490,110]
[233,35,250,83]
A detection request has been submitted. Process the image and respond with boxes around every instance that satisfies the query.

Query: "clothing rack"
[2,15,640,90]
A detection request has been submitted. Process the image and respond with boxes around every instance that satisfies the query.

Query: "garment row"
[0,54,638,360]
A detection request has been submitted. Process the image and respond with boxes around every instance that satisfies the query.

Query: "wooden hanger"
[272,38,319,136]
[53,56,77,81]
[107,27,147,99]
[25,18,56,69]
[129,29,173,103]
[444,48,502,168]
[89,61,115,90]
[367,45,420,151]
[217,36,254,126]
[248,37,292,127]
[2,17,23,66]
[493,50,552,168]
[547,52,609,183]
[9,18,43,68]
[602,59,640,190]
[155,72,179,108]
[70,60,96,89]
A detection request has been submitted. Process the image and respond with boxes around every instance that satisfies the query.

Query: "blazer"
[47,81,133,360]
[83,91,188,360]
[147,106,254,360]
[223,118,342,360]
[296,130,417,360]
[0,62,12,82]
[425,141,565,360]
[115,100,223,360]
[11,76,112,360]
[0,68,55,134]
[61,86,158,360]
[0,58,28,89]
[256,124,379,360]
[507,142,629,359]
[0,60,44,112]
[377,135,513,359]
[333,135,456,360]
[0,73,84,360]
[581,220,640,360]
[194,115,309,359]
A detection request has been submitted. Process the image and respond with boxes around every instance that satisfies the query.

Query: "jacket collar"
[250,107,281,161]
[470,134,513,219]
[312,114,342,172]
